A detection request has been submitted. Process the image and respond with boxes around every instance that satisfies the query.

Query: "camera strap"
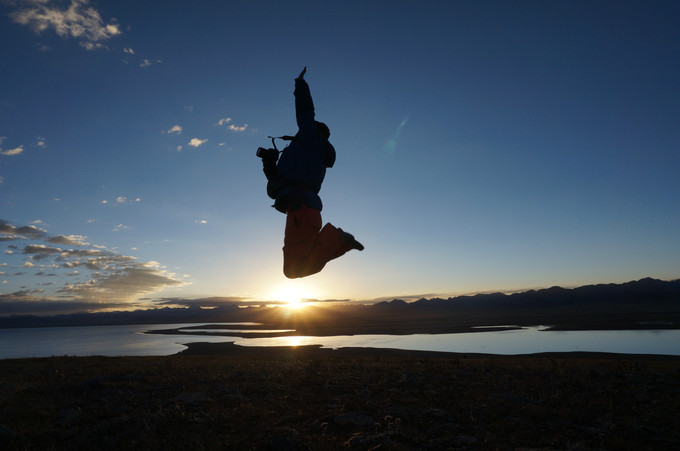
[268,135,296,152]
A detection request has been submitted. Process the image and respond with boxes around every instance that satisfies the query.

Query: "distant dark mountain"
[370,277,680,332]
[1,278,679,333]
[0,305,242,329]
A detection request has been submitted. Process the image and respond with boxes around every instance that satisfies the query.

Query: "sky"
[1,0,679,316]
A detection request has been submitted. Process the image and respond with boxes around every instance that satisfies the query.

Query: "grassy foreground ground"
[1,344,679,450]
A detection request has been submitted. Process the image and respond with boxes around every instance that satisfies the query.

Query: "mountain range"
[1,278,678,334]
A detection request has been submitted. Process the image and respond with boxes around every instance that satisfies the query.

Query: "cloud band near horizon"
[1,220,186,315]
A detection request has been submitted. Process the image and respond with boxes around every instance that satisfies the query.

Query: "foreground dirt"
[1,344,679,450]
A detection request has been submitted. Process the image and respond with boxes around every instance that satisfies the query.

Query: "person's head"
[316,121,330,140]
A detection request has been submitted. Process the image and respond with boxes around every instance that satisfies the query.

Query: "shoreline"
[175,340,680,361]
[144,322,680,340]
[144,323,527,339]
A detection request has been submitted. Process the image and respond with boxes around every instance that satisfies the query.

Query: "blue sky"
[1,0,679,315]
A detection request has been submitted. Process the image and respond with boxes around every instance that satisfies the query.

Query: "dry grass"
[1,346,679,450]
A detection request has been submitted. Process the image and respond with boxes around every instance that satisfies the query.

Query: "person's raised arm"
[294,66,315,129]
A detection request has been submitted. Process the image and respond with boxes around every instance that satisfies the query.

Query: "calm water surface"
[1,323,242,359]
[234,328,680,356]
[1,323,679,359]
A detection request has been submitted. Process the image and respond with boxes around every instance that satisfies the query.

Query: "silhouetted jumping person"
[257,67,363,278]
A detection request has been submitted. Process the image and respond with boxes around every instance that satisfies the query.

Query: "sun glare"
[270,284,315,310]
[286,297,304,310]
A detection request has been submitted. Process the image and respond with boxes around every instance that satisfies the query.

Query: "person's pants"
[283,205,350,278]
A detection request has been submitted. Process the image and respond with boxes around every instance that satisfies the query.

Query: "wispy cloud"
[217,117,248,132]
[7,0,122,51]
[169,116,249,153]
[101,196,141,205]
[139,58,161,68]
[47,235,89,246]
[59,266,183,303]
[122,47,161,68]
[0,220,187,314]
[0,144,24,156]
[188,138,208,148]
[165,125,183,134]
[0,221,48,240]
[228,123,248,132]
[24,244,63,259]
[155,296,253,308]
[0,136,47,155]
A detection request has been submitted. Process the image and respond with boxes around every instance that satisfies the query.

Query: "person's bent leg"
[303,223,364,276]
[303,223,346,276]
[282,206,322,278]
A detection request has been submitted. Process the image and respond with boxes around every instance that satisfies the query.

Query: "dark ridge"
[1,278,679,334]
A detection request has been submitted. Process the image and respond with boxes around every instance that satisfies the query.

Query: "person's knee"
[283,264,302,279]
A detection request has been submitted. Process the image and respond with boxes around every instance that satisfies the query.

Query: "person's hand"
[296,66,307,80]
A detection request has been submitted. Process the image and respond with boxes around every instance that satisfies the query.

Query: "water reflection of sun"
[286,336,303,347]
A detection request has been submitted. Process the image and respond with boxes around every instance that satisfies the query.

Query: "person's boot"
[339,230,364,251]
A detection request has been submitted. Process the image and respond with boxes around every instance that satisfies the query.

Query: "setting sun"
[286,297,305,310]
[269,283,317,309]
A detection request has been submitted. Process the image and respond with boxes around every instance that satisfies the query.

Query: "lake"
[1,323,679,359]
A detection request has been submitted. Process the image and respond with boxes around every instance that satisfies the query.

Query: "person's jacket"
[273,78,336,212]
